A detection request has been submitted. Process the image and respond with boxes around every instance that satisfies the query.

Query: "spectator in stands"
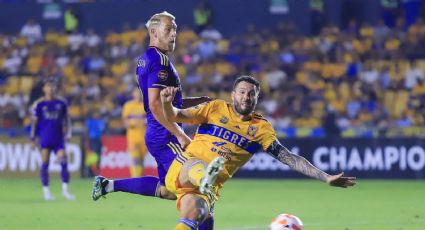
[405,60,424,89]
[20,19,42,45]
[193,1,213,33]
[64,7,79,33]
[380,0,400,27]
[323,107,341,137]
[309,0,325,35]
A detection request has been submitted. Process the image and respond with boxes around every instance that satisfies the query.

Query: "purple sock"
[60,162,70,183]
[114,176,159,197]
[40,162,49,186]
[199,216,214,230]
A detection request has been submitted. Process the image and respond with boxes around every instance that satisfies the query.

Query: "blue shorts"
[40,140,65,153]
[145,136,182,186]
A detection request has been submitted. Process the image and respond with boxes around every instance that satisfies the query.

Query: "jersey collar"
[149,46,168,56]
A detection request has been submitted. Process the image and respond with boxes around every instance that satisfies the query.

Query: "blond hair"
[145,11,176,29]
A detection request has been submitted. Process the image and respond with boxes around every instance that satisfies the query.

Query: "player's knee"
[57,151,67,163]
[195,198,209,223]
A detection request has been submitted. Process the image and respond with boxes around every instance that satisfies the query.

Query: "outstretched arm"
[266,140,356,188]
[182,96,212,109]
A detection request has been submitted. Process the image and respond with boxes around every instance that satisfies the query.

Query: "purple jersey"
[136,46,183,145]
[31,97,68,147]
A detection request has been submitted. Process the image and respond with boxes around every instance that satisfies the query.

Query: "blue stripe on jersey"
[197,124,262,154]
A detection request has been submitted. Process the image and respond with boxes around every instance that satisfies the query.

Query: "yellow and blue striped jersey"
[185,99,278,187]
[122,100,146,140]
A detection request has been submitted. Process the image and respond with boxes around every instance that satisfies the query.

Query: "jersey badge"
[158,70,168,81]
[247,125,258,137]
[137,59,146,68]
[219,116,229,124]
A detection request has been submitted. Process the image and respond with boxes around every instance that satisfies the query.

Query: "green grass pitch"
[1,178,424,229]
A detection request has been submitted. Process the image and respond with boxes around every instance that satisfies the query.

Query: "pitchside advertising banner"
[99,136,157,178]
[0,137,82,177]
[1,136,424,179]
[237,138,425,179]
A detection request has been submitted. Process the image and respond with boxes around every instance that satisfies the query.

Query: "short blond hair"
[145,11,176,29]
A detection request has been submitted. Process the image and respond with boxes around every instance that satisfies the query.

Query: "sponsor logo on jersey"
[158,70,168,81]
[247,125,258,137]
[137,59,146,68]
[219,116,229,124]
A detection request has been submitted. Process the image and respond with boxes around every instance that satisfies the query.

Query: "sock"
[188,160,206,187]
[106,180,114,193]
[130,165,143,177]
[43,186,50,193]
[60,162,70,183]
[113,176,159,197]
[40,162,49,186]
[174,218,198,230]
[62,183,69,191]
[198,216,214,230]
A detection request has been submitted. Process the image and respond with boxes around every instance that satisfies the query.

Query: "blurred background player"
[122,88,147,177]
[85,108,106,176]
[30,78,74,201]
[160,76,356,230]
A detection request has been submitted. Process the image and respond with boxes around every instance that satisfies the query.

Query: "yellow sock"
[174,218,197,230]
[130,165,143,177]
[173,223,192,230]
[188,160,206,187]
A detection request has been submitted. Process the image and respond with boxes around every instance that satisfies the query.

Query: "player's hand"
[326,172,356,188]
[160,87,178,104]
[176,133,192,149]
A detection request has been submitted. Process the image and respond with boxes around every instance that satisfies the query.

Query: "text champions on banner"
[238,138,425,179]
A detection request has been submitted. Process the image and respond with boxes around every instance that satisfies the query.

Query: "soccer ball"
[269,213,304,230]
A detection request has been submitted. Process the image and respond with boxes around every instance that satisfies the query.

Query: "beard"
[234,100,256,116]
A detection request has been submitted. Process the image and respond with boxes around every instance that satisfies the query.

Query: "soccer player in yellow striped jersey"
[122,88,147,177]
[160,75,356,230]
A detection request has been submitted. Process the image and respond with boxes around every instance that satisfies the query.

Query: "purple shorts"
[40,140,65,153]
[145,136,181,186]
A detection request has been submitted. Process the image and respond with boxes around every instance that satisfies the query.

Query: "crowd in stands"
[1,16,425,137]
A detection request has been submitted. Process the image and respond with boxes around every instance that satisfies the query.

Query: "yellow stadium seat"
[174,64,186,79]
[296,127,313,137]
[69,105,82,119]
[342,128,356,137]
[20,76,33,92]
[5,77,19,94]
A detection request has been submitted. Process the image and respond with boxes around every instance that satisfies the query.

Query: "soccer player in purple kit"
[31,78,74,201]
[92,11,214,229]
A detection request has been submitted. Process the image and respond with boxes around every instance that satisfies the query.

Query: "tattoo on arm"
[266,141,329,182]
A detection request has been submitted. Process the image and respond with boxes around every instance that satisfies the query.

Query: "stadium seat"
[19,76,33,92]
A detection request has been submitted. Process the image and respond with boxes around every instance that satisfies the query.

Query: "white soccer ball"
[269,213,304,230]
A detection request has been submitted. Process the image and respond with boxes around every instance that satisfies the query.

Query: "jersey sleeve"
[147,54,169,88]
[257,121,278,151]
[185,100,217,124]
